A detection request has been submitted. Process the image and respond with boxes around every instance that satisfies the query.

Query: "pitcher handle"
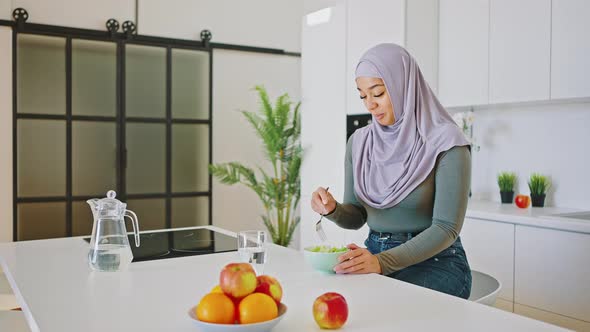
[124,210,140,247]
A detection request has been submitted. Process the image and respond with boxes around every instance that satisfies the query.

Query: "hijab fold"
[352,44,470,209]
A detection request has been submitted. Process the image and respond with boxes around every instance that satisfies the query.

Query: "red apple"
[255,275,283,305]
[515,194,531,209]
[313,292,348,329]
[219,263,257,299]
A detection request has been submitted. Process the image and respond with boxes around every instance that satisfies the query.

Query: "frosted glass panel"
[72,39,116,116]
[17,34,65,114]
[126,199,165,231]
[17,120,65,197]
[126,44,166,118]
[126,123,165,194]
[172,124,209,192]
[17,202,66,240]
[72,121,117,195]
[171,49,209,119]
[171,197,209,228]
[72,201,94,236]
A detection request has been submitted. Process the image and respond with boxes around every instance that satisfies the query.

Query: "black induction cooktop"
[83,228,237,262]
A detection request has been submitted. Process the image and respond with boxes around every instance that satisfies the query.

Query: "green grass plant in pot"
[528,173,550,207]
[497,171,516,204]
[209,86,301,247]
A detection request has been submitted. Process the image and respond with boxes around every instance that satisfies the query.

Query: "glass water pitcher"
[87,190,140,272]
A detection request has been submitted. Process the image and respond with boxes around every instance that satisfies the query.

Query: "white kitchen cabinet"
[11,0,135,31]
[489,0,551,103]
[550,0,590,99]
[438,0,489,107]
[405,0,439,94]
[515,225,590,322]
[460,217,515,303]
[345,0,405,115]
[301,3,348,249]
[515,304,590,332]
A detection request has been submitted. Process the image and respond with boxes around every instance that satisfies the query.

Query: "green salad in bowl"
[306,245,349,253]
[303,245,349,273]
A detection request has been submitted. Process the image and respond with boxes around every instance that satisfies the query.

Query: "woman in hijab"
[310,43,472,299]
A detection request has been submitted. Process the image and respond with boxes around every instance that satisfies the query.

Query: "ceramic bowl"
[188,303,287,332]
[303,246,349,273]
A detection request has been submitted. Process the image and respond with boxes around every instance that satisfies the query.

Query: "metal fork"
[315,187,329,242]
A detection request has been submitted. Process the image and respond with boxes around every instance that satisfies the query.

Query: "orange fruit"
[210,285,223,294]
[196,293,235,324]
[238,293,278,324]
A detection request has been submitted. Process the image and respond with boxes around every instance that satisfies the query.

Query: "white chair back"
[468,270,502,306]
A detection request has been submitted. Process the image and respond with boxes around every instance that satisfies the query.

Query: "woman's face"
[356,77,395,126]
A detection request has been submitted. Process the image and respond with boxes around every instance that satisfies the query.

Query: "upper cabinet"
[439,0,588,107]
[11,0,135,30]
[438,0,489,107]
[489,0,551,103]
[406,0,440,95]
[550,0,590,99]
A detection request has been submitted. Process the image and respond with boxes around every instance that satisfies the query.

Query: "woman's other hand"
[311,187,336,215]
[334,243,382,274]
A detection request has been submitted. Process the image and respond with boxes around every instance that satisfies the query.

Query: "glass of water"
[237,230,267,275]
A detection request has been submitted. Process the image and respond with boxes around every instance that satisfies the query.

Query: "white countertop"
[0,226,567,332]
[466,199,590,234]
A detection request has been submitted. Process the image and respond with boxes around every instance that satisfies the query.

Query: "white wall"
[138,1,303,247]
[212,49,301,248]
[0,0,10,20]
[138,0,302,52]
[11,0,135,30]
[469,101,590,210]
[0,27,12,242]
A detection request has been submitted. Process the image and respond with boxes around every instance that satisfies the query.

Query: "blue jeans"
[364,231,472,299]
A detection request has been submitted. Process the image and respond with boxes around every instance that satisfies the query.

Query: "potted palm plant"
[528,173,550,207]
[497,171,516,204]
[209,86,301,247]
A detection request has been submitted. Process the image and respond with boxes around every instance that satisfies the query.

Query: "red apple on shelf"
[515,194,531,209]
[313,292,348,329]
[255,275,283,305]
[219,262,257,299]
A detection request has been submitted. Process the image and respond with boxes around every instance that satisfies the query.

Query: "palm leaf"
[210,86,302,247]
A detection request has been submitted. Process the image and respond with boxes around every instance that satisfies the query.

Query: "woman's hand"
[333,243,382,274]
[311,187,336,215]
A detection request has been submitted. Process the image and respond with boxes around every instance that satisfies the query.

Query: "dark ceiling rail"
[0,18,301,57]
[210,42,301,57]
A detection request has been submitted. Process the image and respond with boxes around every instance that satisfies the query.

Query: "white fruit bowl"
[188,303,287,332]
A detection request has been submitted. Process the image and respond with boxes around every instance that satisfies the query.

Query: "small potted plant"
[528,173,550,207]
[497,172,516,203]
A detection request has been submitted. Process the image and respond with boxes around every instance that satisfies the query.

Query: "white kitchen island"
[0,226,567,332]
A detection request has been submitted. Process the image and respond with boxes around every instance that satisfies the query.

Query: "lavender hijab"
[352,43,470,209]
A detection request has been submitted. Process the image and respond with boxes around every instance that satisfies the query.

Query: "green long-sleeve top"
[325,137,471,275]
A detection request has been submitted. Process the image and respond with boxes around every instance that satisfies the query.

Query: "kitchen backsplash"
[469,100,590,210]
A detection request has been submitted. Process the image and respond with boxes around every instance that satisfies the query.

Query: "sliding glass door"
[14,30,212,241]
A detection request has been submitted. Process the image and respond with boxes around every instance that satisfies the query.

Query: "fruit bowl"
[303,245,349,273]
[188,303,287,332]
